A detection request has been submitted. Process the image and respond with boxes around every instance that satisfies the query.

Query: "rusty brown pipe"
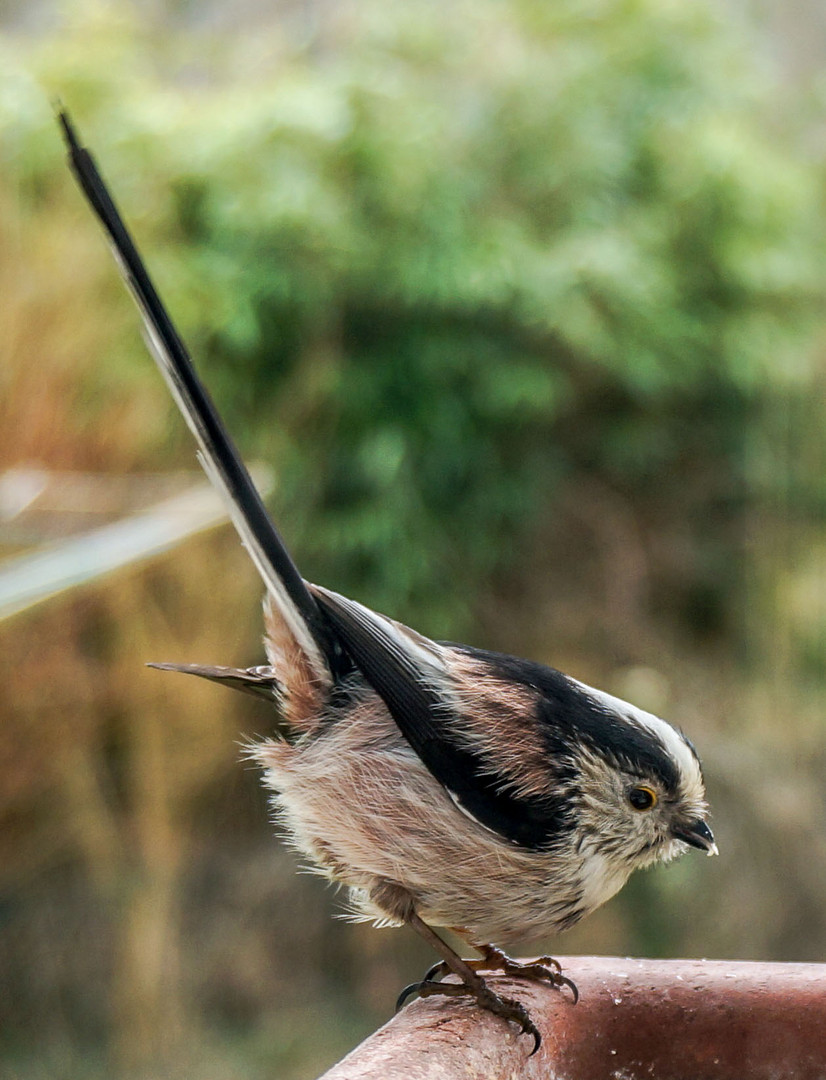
[318,956,826,1080]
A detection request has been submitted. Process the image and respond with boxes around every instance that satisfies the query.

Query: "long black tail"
[58,110,345,680]
[59,112,561,847]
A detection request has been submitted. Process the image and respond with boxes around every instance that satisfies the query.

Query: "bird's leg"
[405,931,578,1006]
[397,911,543,1053]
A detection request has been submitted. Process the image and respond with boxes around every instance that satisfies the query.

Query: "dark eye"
[628,785,658,811]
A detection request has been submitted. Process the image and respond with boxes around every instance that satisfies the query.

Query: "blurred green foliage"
[2,1,825,1078]
[5,0,821,639]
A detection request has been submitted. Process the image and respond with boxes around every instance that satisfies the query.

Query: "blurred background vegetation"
[1,0,825,1076]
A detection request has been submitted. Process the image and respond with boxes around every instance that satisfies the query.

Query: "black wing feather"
[312,587,570,850]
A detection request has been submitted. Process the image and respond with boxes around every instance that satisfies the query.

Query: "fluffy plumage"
[247,591,711,943]
[60,110,715,1050]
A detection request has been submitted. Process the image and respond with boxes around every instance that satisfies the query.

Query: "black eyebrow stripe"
[454,646,682,793]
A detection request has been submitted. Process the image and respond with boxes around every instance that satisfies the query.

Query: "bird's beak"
[672,818,718,857]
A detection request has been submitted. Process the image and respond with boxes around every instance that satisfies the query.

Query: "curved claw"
[557,972,579,1004]
[480,990,542,1054]
[396,960,460,1008]
[422,960,449,983]
[528,1025,542,1056]
[395,981,424,1011]
[397,976,469,1011]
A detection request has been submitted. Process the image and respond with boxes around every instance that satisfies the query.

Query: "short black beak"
[672,818,718,857]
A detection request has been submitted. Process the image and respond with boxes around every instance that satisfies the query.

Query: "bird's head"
[568,681,716,876]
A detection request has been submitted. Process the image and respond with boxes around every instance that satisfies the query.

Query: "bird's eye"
[628,785,658,811]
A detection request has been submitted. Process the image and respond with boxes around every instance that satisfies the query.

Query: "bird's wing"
[311,586,565,850]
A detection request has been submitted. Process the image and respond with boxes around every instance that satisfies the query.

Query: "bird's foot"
[473,943,579,1002]
[400,911,579,1054]
[411,943,578,1003]
[396,974,542,1054]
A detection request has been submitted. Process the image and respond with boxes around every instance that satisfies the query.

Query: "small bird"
[59,110,717,1052]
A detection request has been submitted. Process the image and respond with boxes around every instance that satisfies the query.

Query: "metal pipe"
[318,956,826,1079]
